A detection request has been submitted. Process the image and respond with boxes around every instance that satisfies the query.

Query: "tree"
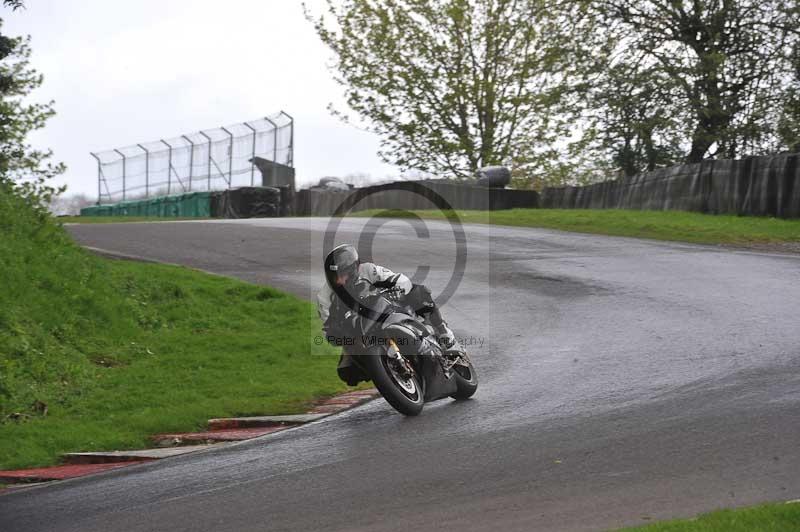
[580,60,688,177]
[306,0,602,178]
[0,1,65,210]
[593,0,800,163]
[49,192,94,216]
[778,42,800,153]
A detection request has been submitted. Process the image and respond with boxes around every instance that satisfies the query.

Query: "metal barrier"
[90,111,293,204]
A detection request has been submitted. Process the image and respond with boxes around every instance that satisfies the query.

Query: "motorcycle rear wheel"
[365,353,424,416]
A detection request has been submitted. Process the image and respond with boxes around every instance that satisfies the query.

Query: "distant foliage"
[588,0,800,172]
[49,193,94,216]
[306,0,603,179]
[778,43,800,153]
[0,10,65,212]
[308,0,800,185]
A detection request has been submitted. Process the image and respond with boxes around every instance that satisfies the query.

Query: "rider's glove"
[385,287,405,301]
[344,310,359,329]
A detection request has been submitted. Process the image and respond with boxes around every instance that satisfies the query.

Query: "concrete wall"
[252,157,296,190]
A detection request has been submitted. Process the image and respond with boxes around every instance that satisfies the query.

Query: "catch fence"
[91,111,293,204]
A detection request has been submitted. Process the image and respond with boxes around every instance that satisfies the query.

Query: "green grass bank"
[1,187,342,470]
[356,208,800,247]
[620,501,800,531]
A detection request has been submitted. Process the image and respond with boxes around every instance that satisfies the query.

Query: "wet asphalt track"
[2,217,799,531]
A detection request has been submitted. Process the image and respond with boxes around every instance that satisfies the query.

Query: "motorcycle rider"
[317,244,458,383]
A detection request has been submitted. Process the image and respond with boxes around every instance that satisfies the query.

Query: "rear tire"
[451,358,478,400]
[363,352,424,416]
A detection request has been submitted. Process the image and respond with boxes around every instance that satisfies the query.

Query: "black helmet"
[324,244,360,292]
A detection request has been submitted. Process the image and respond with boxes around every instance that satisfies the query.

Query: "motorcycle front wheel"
[450,356,479,400]
[364,351,424,416]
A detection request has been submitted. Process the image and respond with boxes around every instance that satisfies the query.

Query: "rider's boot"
[421,298,462,353]
[435,322,460,353]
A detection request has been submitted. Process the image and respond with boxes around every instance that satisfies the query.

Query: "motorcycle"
[335,279,478,416]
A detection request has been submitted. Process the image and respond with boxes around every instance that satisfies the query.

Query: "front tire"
[363,352,424,416]
[451,357,478,400]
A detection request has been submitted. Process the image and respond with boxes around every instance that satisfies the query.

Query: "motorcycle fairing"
[416,347,458,401]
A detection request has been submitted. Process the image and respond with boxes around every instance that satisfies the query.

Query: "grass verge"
[355,208,800,247]
[620,501,800,531]
[58,216,209,224]
[1,189,344,470]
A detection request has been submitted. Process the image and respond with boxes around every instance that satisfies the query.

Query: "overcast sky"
[2,0,399,197]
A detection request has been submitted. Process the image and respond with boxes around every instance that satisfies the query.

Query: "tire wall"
[210,187,282,218]
[293,181,539,216]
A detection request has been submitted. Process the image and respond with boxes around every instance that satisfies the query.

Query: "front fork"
[386,338,416,378]
[395,334,462,379]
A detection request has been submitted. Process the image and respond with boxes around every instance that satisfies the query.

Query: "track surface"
[2,218,799,531]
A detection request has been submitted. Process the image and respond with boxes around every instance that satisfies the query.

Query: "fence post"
[281,110,294,167]
[160,139,173,195]
[265,116,278,185]
[90,152,101,205]
[137,144,150,198]
[199,131,212,191]
[243,121,257,186]
[113,149,126,202]
[181,135,194,192]
[221,126,234,188]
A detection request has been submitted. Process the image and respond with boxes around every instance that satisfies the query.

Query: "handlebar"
[355,278,404,299]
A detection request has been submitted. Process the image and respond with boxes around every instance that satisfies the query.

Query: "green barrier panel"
[175,193,193,217]
[162,196,179,217]
[148,198,161,217]
[174,192,211,217]
[80,194,213,218]
[189,193,201,217]
[194,191,212,217]
[126,201,141,216]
